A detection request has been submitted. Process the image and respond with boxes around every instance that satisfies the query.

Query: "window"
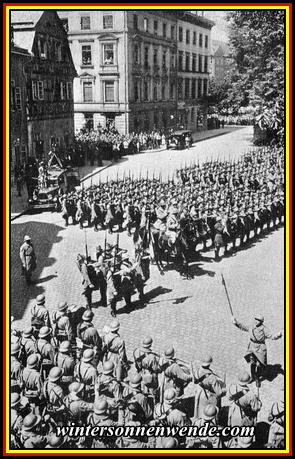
[178,79,183,99]
[61,18,68,33]
[103,15,113,29]
[186,53,190,71]
[144,82,149,101]
[144,18,148,32]
[134,81,140,102]
[15,87,22,110]
[134,44,140,64]
[178,51,183,71]
[133,14,138,30]
[162,50,167,68]
[199,33,203,47]
[185,78,190,99]
[103,44,114,64]
[54,41,61,61]
[193,31,197,45]
[83,82,93,102]
[171,25,175,40]
[60,82,66,100]
[32,81,38,100]
[204,56,208,73]
[179,27,183,42]
[84,113,93,130]
[199,54,202,72]
[192,53,196,72]
[171,52,176,69]
[144,47,149,67]
[162,82,166,100]
[105,81,114,102]
[153,81,158,100]
[82,45,92,65]
[154,20,158,35]
[163,23,167,38]
[39,39,46,59]
[186,29,190,44]
[153,48,158,67]
[205,35,208,49]
[38,81,44,100]
[67,82,73,100]
[203,79,208,96]
[81,16,90,30]
[170,82,175,99]
[192,78,196,99]
[198,78,202,97]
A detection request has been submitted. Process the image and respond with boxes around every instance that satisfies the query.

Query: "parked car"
[167,130,193,150]
[28,185,60,212]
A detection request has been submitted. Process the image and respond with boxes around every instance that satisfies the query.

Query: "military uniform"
[74,358,98,402]
[267,399,284,449]
[193,361,226,419]
[227,374,262,428]
[19,237,37,285]
[52,307,73,344]
[103,327,129,381]
[30,300,51,336]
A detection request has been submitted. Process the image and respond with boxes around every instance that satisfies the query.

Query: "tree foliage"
[224,10,285,141]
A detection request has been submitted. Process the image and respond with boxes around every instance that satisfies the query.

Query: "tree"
[225,10,285,142]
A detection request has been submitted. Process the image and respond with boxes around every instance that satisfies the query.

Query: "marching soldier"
[22,354,43,415]
[153,199,168,233]
[30,294,51,338]
[87,399,124,448]
[64,382,94,424]
[213,216,225,261]
[61,195,69,227]
[166,202,180,249]
[95,360,121,412]
[76,254,94,309]
[42,367,65,422]
[160,347,192,397]
[54,340,75,388]
[133,337,160,402]
[227,371,262,428]
[20,235,37,285]
[20,414,48,449]
[36,326,56,379]
[20,326,37,364]
[11,393,30,448]
[105,260,120,318]
[103,320,129,381]
[74,349,98,402]
[52,300,73,345]
[11,342,23,394]
[186,404,223,449]
[76,309,103,364]
[122,373,153,424]
[193,355,226,419]
[154,388,191,447]
[232,313,283,384]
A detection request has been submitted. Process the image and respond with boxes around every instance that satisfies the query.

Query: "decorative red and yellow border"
[3,3,292,456]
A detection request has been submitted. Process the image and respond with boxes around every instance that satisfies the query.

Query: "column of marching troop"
[10,294,284,449]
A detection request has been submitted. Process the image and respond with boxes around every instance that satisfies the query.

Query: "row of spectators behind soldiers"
[10,296,284,449]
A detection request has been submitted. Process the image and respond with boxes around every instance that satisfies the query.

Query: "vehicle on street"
[167,130,193,150]
[28,166,80,212]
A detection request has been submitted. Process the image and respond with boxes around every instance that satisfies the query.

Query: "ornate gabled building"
[11,10,77,162]
[57,10,214,134]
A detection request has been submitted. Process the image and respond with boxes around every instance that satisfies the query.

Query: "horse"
[105,203,124,234]
[123,205,142,236]
[223,216,244,253]
[192,217,213,251]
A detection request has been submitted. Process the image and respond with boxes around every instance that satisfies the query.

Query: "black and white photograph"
[8,6,289,452]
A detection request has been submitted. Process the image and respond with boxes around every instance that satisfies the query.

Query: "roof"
[11,11,43,53]
[212,40,231,56]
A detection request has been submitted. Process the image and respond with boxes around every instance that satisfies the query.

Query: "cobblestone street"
[9,126,285,432]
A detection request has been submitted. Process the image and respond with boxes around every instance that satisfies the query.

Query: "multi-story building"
[57,10,214,134]
[10,41,31,170]
[10,10,76,162]
[210,40,233,84]
[176,11,214,130]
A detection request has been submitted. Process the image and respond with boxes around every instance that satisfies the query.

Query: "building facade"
[210,40,233,84]
[10,43,31,170]
[57,10,214,134]
[11,10,76,162]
